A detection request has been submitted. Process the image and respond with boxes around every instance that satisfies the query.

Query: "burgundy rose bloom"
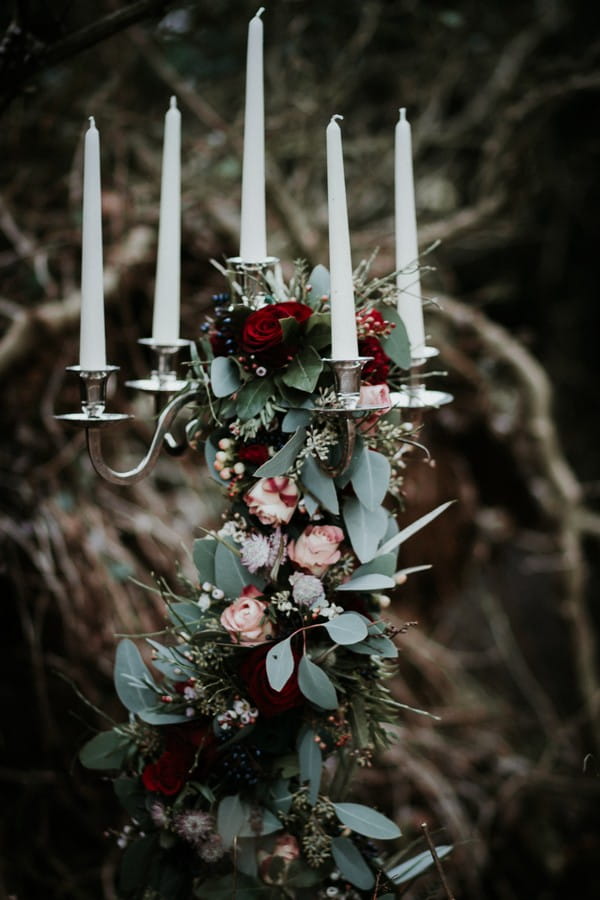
[238,443,271,465]
[239,643,304,718]
[359,337,391,384]
[141,745,192,796]
[141,722,216,796]
[240,301,313,367]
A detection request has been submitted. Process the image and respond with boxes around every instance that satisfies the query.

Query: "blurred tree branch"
[0,0,176,113]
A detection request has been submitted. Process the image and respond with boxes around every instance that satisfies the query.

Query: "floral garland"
[80,259,452,899]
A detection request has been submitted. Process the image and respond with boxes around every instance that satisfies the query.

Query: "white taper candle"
[239,8,267,262]
[395,108,426,355]
[152,96,181,344]
[79,117,106,370]
[327,115,359,360]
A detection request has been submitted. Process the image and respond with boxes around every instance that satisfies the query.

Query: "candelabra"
[56,257,419,481]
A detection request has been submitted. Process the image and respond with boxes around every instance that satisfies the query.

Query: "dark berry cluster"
[217,745,263,788]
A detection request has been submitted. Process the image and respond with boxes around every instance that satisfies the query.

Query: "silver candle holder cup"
[391,345,453,410]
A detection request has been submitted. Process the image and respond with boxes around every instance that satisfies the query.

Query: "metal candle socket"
[54,349,203,484]
[318,357,385,476]
[391,345,453,410]
[226,256,279,308]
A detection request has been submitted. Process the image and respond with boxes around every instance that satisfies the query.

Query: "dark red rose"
[141,746,191,795]
[239,643,304,718]
[141,722,217,795]
[240,302,313,366]
[238,443,271,465]
[359,337,391,384]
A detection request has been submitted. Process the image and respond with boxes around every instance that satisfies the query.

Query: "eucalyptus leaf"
[333,802,401,840]
[193,537,217,585]
[119,835,160,895]
[237,805,281,837]
[350,448,391,511]
[298,655,338,709]
[336,573,396,592]
[300,454,340,514]
[297,725,322,805]
[138,708,191,725]
[210,356,241,398]
[305,311,332,349]
[343,498,388,563]
[323,612,368,644]
[348,635,398,658]
[282,408,312,432]
[114,639,158,714]
[376,500,455,557]
[266,637,295,691]
[79,730,131,770]
[167,601,205,631]
[204,436,222,483]
[331,836,375,890]
[307,263,330,300]
[281,345,323,393]
[303,493,319,518]
[350,553,398,579]
[214,541,265,597]
[236,378,274,421]
[271,778,294,815]
[145,639,190,681]
[217,794,246,849]
[334,434,364,489]
[377,306,411,370]
[254,427,307,477]
[387,845,453,885]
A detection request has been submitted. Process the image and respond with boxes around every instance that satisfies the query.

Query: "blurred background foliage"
[1,0,599,897]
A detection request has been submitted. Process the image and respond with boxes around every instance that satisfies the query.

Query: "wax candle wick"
[170,96,177,108]
[399,107,406,120]
[255,6,265,17]
[331,114,344,123]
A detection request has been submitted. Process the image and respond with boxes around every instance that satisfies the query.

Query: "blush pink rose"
[220,585,274,646]
[243,476,300,526]
[288,525,345,576]
[358,383,392,432]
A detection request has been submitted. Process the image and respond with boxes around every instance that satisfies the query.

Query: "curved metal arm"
[86,386,203,485]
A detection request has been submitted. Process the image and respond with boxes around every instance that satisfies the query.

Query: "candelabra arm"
[86,386,202,485]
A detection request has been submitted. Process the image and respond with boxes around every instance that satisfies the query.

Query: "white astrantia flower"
[289,572,325,606]
[240,532,272,572]
[198,833,226,862]
[174,810,215,845]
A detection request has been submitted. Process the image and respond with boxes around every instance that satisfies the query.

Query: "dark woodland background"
[1,1,600,898]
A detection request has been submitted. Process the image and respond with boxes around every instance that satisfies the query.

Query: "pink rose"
[243,476,300,526]
[358,383,392,432]
[220,585,274,646]
[288,525,345,576]
[258,833,301,884]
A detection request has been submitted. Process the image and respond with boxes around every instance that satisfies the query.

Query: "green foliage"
[387,845,453,885]
[281,346,323,393]
[342,497,389,563]
[298,655,338,709]
[332,802,401,840]
[254,426,308,476]
[266,636,295,690]
[297,725,322,805]
[331,836,375,890]
[210,356,241,397]
[79,730,132,770]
